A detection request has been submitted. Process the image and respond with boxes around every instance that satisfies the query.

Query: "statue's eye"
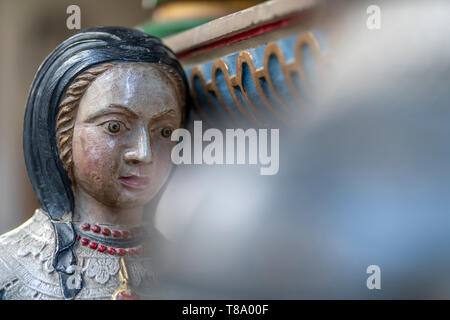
[105,121,122,134]
[160,127,173,138]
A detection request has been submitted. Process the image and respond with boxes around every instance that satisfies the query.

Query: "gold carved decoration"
[188,32,323,127]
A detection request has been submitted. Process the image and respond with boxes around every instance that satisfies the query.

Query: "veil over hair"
[23,26,189,299]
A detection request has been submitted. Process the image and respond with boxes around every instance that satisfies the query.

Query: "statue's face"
[71,62,182,209]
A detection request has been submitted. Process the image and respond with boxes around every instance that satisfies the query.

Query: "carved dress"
[0,209,163,300]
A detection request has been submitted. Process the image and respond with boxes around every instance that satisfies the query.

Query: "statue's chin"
[97,193,156,210]
[74,182,157,212]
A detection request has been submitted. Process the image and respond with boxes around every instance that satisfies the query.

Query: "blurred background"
[1,0,450,299]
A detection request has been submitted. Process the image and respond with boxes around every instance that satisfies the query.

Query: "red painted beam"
[176,13,306,60]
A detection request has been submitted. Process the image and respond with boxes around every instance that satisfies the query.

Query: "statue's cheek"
[73,128,122,183]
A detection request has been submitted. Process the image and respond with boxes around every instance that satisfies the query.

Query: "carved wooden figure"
[0,27,189,300]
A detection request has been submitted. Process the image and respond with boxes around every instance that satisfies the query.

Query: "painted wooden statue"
[0,27,189,300]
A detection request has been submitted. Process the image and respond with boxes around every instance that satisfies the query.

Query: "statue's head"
[56,61,185,209]
[22,26,189,299]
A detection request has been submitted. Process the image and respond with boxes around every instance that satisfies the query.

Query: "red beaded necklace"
[74,222,149,257]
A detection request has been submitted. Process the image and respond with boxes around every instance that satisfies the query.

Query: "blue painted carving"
[184,30,327,127]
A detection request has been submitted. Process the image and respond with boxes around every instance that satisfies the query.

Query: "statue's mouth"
[117,176,150,189]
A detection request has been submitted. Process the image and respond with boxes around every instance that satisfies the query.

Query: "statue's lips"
[117,176,150,188]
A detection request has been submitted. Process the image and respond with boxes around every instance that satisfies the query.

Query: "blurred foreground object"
[155,0,450,298]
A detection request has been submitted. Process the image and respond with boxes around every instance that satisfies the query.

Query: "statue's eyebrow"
[150,109,178,122]
[84,104,139,122]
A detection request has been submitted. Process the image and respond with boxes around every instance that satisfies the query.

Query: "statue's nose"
[124,127,152,164]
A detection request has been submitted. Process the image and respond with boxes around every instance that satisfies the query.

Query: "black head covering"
[23,26,189,299]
